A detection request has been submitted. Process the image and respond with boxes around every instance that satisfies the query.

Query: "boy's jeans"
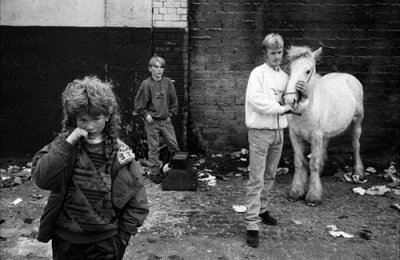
[245,128,283,231]
[145,118,180,175]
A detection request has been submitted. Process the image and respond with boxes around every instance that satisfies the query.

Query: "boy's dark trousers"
[52,234,127,260]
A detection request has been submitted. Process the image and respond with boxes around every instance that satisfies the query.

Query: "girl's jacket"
[32,136,149,243]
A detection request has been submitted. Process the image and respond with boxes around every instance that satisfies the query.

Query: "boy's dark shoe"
[246,230,259,248]
[149,174,164,184]
[259,211,277,225]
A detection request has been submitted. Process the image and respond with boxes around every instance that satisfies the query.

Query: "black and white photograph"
[1,0,399,259]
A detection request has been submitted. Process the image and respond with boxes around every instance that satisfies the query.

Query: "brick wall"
[189,1,265,151]
[151,0,189,149]
[189,0,400,153]
[153,0,188,28]
[145,28,189,149]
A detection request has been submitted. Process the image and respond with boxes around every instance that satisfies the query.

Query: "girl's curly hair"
[60,76,121,159]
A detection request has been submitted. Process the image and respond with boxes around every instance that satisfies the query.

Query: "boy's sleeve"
[168,80,178,117]
[32,137,75,190]
[118,160,150,237]
[134,83,150,118]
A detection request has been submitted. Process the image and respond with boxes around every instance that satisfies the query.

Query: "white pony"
[283,46,364,206]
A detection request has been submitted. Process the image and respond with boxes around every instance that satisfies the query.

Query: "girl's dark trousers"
[52,234,127,260]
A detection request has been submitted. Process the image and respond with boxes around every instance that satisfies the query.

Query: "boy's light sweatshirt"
[245,63,288,129]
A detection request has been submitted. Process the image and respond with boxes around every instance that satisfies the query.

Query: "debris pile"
[189,149,292,184]
[190,149,249,181]
[333,161,400,197]
[0,162,32,188]
[382,162,399,187]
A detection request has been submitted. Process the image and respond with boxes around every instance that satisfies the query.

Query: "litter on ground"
[365,185,391,195]
[277,167,289,175]
[326,225,354,238]
[365,167,376,174]
[352,187,366,195]
[10,198,23,205]
[390,203,400,212]
[344,173,367,184]
[232,205,246,213]
[198,173,216,186]
[353,185,391,196]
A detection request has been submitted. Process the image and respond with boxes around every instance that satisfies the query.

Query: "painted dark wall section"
[0,26,187,157]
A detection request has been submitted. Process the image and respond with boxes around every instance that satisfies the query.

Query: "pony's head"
[284,46,322,107]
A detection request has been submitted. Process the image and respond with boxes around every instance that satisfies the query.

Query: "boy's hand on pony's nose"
[295,81,309,98]
[66,127,88,145]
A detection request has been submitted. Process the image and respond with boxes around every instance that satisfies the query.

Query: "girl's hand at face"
[66,127,88,145]
[145,114,153,124]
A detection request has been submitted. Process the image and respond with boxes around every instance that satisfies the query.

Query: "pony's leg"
[306,134,328,206]
[352,114,365,179]
[288,129,309,202]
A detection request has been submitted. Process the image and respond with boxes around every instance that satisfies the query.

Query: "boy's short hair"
[149,56,166,68]
[262,33,284,50]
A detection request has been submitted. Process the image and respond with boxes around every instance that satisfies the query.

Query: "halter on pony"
[282,65,314,99]
[282,46,317,110]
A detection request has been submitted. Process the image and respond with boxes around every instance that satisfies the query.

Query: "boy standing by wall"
[32,76,149,259]
[135,56,180,184]
[244,33,309,248]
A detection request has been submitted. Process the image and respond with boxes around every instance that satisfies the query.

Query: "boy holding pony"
[244,33,309,248]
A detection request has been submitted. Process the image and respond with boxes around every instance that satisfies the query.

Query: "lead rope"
[276,114,282,145]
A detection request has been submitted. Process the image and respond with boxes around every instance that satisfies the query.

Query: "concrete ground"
[126,174,399,260]
[1,160,399,259]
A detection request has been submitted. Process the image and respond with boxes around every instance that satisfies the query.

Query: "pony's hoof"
[287,196,299,202]
[305,200,321,207]
[288,192,304,202]
[305,197,322,207]
[353,173,366,182]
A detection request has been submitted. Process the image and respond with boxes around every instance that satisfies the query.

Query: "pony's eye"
[306,70,311,74]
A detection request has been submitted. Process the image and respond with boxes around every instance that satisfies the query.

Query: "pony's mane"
[286,46,313,64]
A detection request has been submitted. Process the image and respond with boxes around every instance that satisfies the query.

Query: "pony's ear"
[312,47,322,61]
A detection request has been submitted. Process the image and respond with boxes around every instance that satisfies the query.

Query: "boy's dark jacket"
[32,136,149,243]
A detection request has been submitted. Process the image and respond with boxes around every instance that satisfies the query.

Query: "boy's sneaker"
[246,230,259,248]
[259,211,277,225]
[149,174,164,184]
